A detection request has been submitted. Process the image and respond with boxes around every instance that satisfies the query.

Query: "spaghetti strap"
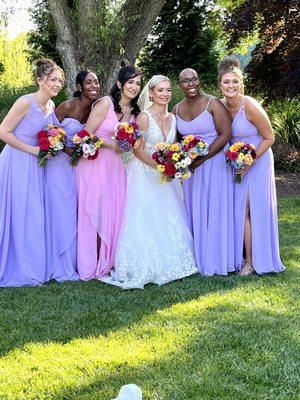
[175,103,179,115]
[240,95,245,110]
[205,97,215,111]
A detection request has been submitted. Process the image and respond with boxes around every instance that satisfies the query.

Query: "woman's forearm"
[0,131,39,155]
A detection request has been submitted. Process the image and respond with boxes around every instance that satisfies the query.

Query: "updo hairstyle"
[35,58,65,84]
[218,58,244,93]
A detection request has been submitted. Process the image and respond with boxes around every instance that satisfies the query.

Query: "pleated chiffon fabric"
[231,96,285,274]
[176,99,235,275]
[0,95,53,287]
[44,114,80,282]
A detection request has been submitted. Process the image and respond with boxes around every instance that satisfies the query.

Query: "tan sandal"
[239,261,255,276]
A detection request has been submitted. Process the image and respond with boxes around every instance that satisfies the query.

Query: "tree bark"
[48,0,79,97]
[48,0,166,97]
[120,0,166,64]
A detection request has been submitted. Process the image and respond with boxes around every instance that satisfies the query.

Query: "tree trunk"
[47,0,79,98]
[48,0,166,97]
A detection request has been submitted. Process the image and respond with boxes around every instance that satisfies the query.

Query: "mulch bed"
[275,172,300,197]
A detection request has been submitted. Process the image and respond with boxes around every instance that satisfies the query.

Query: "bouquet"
[224,141,256,183]
[181,134,209,160]
[70,129,104,166]
[37,125,67,167]
[152,142,192,183]
[113,121,142,152]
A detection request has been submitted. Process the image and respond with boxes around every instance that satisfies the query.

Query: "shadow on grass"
[0,195,298,361]
[0,263,298,358]
[45,301,300,400]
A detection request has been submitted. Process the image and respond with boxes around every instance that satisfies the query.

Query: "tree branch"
[120,0,166,63]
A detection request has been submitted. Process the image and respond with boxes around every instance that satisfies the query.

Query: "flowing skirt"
[101,158,197,289]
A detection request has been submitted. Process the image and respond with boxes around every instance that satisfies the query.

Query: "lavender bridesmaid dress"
[176,98,235,275]
[0,95,53,287]
[231,96,285,274]
[44,114,80,282]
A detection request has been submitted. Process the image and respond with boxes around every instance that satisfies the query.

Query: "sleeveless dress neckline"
[143,110,175,143]
[28,94,52,117]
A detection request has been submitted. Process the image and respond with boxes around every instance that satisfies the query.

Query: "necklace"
[119,103,132,112]
[225,100,240,118]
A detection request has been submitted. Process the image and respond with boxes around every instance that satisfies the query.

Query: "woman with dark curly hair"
[219,58,285,275]
[76,65,142,280]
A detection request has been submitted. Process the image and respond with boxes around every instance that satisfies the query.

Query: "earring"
[149,96,153,102]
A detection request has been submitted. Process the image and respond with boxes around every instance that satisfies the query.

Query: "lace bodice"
[142,110,177,155]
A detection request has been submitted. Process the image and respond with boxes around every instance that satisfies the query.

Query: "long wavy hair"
[110,66,143,119]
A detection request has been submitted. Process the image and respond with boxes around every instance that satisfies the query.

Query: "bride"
[101,75,197,289]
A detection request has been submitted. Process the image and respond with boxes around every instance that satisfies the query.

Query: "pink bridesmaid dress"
[76,96,126,280]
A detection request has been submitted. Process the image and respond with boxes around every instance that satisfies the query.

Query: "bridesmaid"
[173,68,235,276]
[45,70,100,282]
[218,58,285,275]
[0,58,63,287]
[76,65,142,280]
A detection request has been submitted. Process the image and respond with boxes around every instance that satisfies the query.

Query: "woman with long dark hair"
[77,65,142,280]
[45,70,100,282]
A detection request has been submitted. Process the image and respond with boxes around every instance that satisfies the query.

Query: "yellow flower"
[182,172,190,180]
[172,153,180,161]
[49,137,58,146]
[244,154,254,166]
[199,142,204,148]
[184,135,194,143]
[157,164,166,173]
[237,153,245,161]
[170,143,180,152]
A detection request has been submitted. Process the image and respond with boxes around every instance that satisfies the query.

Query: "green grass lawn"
[0,197,299,400]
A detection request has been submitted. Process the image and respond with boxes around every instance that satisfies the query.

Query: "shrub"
[268,97,300,148]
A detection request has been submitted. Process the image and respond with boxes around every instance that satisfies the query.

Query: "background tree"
[38,0,166,97]
[226,0,300,98]
[27,0,61,66]
[139,0,219,84]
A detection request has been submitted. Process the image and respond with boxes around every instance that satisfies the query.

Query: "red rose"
[165,150,174,158]
[188,139,198,149]
[164,162,176,176]
[78,129,90,138]
[127,134,135,145]
[152,152,159,161]
[37,130,48,140]
[251,150,256,159]
[182,145,189,152]
[116,128,128,141]
[39,138,51,151]
[229,151,238,161]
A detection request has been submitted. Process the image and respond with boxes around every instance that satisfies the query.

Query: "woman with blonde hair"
[101,75,197,289]
[219,58,285,275]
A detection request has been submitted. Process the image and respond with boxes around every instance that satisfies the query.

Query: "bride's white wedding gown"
[101,110,197,289]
